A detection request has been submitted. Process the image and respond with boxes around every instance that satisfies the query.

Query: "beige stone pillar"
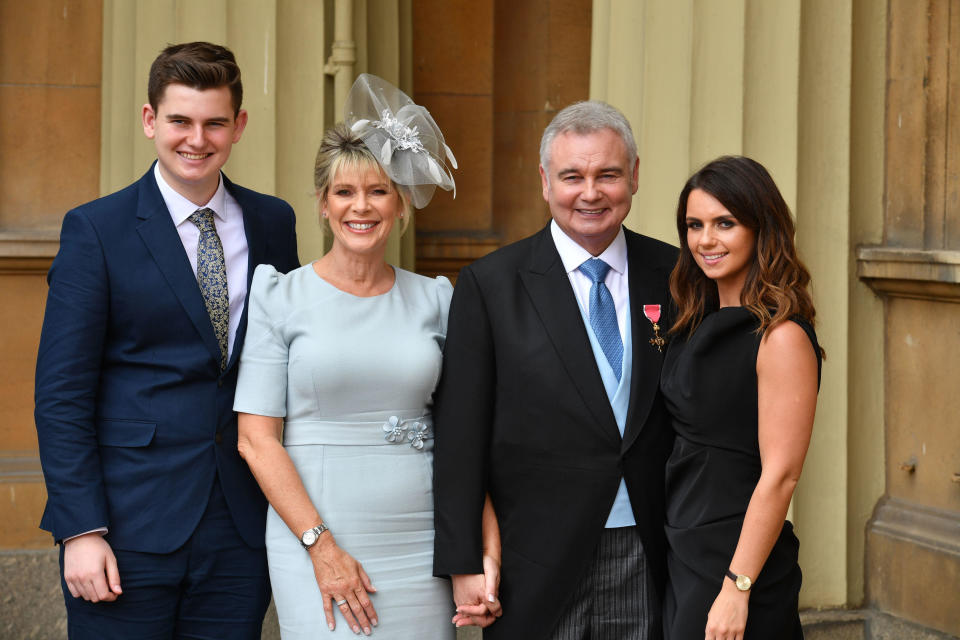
[846,0,887,605]
[793,0,852,607]
[275,0,327,266]
[857,1,960,634]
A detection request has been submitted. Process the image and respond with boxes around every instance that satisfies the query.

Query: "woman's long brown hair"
[669,156,823,355]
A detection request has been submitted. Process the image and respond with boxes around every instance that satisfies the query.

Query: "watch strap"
[725,569,752,591]
[299,523,330,549]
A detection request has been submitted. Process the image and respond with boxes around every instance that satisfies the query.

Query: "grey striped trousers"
[549,526,661,640]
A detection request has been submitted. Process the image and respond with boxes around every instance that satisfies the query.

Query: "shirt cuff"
[63,527,108,542]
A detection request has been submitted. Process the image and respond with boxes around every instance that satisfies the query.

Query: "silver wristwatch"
[299,523,330,549]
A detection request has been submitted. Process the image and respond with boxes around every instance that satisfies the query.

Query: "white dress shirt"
[550,221,638,528]
[550,220,629,342]
[154,164,249,360]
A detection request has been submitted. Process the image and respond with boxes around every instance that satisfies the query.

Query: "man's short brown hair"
[148,42,243,116]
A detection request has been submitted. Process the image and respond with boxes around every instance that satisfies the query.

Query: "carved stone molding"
[869,497,960,556]
[0,230,58,275]
[857,246,960,303]
[866,496,960,637]
[0,452,43,484]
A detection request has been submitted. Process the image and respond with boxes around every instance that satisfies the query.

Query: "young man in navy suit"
[35,42,299,639]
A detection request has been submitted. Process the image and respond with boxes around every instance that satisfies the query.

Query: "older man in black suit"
[434,101,678,639]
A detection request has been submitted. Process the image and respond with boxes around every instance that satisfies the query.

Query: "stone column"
[858,1,960,635]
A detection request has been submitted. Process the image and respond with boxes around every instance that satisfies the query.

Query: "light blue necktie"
[578,258,623,381]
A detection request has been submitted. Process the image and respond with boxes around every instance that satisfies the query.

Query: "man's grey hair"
[539,101,638,177]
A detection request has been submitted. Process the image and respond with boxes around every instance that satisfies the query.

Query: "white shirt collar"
[153,163,229,226]
[550,220,627,276]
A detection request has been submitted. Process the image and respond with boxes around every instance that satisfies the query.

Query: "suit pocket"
[97,419,157,447]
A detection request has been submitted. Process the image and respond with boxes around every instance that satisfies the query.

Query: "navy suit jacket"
[35,165,300,552]
[433,225,678,640]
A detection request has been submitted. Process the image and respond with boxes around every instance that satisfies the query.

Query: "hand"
[704,580,749,640]
[482,553,502,611]
[451,555,502,628]
[62,532,122,603]
[311,536,378,635]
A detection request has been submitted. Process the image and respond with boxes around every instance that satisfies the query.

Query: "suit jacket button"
[215,433,222,444]
[217,379,223,388]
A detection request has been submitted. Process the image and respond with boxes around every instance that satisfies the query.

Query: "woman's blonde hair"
[313,123,412,233]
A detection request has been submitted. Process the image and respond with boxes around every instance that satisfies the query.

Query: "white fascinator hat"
[345,73,458,209]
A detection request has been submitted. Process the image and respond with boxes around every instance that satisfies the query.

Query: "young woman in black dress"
[660,156,824,640]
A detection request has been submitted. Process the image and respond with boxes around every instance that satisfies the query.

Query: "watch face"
[735,575,752,591]
[302,530,318,546]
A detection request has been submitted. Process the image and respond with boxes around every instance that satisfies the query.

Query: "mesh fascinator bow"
[345,73,457,209]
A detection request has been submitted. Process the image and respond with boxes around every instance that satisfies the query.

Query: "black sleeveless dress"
[660,307,821,640]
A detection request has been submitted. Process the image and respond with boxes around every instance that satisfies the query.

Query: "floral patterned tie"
[189,208,229,369]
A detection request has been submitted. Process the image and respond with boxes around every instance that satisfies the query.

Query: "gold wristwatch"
[725,569,752,591]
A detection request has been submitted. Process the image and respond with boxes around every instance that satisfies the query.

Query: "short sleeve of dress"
[788,316,823,387]
[435,275,454,347]
[234,264,289,417]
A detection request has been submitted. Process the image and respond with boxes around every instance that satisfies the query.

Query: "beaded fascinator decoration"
[345,73,457,209]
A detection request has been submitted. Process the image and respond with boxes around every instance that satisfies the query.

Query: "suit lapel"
[135,167,224,366]
[224,174,267,372]
[519,227,622,446]
[226,175,269,282]
[622,230,668,451]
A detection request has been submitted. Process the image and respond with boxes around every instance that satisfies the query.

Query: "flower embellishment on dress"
[406,421,430,450]
[382,416,432,450]
[383,415,407,443]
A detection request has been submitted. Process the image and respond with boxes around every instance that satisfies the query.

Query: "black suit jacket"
[35,165,300,552]
[433,224,678,639]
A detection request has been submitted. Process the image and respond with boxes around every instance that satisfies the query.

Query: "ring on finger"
[335,598,347,606]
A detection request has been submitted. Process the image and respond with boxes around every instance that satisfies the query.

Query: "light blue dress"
[234,263,455,639]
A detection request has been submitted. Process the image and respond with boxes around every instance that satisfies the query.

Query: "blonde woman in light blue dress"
[234,75,501,639]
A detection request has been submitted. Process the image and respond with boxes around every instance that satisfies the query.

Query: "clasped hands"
[451,553,503,628]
